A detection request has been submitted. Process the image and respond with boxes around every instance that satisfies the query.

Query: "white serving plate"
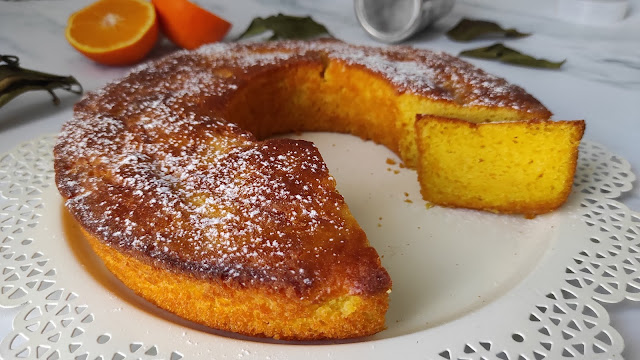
[0,133,638,360]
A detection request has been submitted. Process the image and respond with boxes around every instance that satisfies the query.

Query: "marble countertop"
[1,0,639,358]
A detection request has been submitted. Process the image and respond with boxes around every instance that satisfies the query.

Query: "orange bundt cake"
[54,39,583,340]
[415,115,585,216]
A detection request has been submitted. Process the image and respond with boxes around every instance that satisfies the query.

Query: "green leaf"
[446,18,530,42]
[0,55,82,108]
[237,14,332,41]
[459,43,565,69]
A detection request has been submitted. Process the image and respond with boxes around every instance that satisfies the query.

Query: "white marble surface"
[0,0,639,358]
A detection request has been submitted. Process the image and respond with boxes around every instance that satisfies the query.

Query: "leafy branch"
[0,55,83,109]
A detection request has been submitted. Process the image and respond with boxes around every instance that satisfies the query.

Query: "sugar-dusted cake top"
[54,40,548,298]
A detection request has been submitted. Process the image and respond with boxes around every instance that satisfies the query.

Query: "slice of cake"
[414,115,585,216]
[55,40,584,341]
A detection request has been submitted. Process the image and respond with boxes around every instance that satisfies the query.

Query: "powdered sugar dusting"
[299,40,546,110]
[54,40,545,296]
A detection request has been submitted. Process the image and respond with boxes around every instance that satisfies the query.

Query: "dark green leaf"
[237,14,332,41]
[0,55,82,108]
[446,18,530,42]
[459,43,565,69]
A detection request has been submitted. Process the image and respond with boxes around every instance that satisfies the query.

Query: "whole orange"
[152,0,231,50]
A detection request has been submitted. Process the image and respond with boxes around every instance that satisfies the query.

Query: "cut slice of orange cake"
[415,115,585,216]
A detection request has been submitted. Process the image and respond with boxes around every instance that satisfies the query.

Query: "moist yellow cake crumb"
[415,115,585,216]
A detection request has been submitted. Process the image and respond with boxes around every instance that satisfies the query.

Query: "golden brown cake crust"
[54,39,553,339]
[82,228,389,340]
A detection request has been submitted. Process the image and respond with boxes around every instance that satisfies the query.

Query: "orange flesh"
[68,0,154,50]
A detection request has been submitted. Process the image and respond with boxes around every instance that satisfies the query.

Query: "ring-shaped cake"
[54,40,584,340]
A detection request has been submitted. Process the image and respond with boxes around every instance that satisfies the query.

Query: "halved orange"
[152,0,231,50]
[66,0,159,66]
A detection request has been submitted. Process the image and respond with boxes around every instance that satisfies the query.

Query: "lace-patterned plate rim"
[0,134,638,360]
